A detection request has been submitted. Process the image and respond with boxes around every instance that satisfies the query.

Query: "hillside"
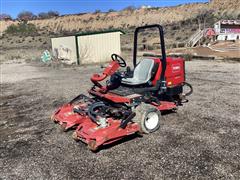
[1,0,239,34]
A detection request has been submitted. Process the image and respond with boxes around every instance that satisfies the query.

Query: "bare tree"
[17,11,35,21]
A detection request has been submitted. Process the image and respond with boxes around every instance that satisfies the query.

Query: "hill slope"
[1,0,239,34]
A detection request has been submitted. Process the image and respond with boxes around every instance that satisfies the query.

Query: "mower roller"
[51,24,193,151]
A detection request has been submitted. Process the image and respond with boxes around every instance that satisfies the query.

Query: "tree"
[94,9,101,14]
[17,11,35,21]
[38,11,59,19]
[0,13,12,21]
[108,9,115,13]
[38,12,49,19]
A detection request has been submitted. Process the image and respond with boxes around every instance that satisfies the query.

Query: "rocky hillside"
[1,0,239,34]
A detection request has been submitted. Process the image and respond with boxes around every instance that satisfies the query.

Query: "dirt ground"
[1,59,240,179]
[167,41,240,59]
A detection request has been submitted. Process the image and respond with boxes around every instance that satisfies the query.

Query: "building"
[214,20,240,41]
[51,30,124,64]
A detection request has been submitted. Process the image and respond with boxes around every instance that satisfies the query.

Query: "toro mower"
[51,24,193,151]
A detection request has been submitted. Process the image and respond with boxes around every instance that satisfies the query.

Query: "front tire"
[132,103,161,134]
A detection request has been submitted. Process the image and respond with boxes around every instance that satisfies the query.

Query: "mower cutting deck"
[51,24,193,151]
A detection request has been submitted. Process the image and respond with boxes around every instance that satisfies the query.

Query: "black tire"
[132,103,161,134]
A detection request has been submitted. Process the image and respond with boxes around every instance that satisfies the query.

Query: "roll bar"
[133,24,166,81]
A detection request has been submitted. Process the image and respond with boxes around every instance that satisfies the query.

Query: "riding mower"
[51,24,193,151]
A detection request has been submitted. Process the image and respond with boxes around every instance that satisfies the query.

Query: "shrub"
[191,27,197,31]
[183,54,192,61]
[96,15,100,20]
[178,42,185,48]
[123,6,135,12]
[172,43,177,49]
[0,13,12,21]
[171,25,179,30]
[10,55,21,59]
[147,45,154,50]
[176,36,181,41]
[108,25,114,29]
[5,22,38,36]
[142,37,147,43]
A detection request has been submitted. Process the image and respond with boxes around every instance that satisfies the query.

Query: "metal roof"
[75,29,125,36]
[215,20,240,25]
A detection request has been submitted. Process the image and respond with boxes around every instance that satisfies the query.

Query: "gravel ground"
[0,59,240,179]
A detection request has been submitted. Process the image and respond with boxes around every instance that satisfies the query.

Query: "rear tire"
[132,103,161,134]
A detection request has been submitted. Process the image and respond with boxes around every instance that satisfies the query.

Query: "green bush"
[147,45,154,50]
[5,22,38,36]
[178,42,185,48]
[183,54,192,61]
[172,43,177,49]
[176,36,181,41]
[171,25,179,30]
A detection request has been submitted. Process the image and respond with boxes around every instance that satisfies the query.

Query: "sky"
[1,0,208,18]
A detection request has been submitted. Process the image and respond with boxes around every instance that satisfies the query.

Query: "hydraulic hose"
[183,82,193,96]
[87,102,106,123]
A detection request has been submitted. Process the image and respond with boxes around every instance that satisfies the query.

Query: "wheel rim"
[145,112,159,130]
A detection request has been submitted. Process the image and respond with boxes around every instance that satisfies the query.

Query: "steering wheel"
[111,54,126,67]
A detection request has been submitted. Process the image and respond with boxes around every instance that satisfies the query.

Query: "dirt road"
[1,59,240,179]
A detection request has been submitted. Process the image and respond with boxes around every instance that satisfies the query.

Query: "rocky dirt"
[1,59,240,179]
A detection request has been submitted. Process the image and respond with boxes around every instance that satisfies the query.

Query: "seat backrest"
[133,59,155,81]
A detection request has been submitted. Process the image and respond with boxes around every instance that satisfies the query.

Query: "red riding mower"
[51,24,193,151]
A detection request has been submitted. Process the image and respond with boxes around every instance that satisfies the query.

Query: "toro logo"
[172,64,181,73]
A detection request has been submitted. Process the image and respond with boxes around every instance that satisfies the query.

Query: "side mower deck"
[51,92,177,151]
